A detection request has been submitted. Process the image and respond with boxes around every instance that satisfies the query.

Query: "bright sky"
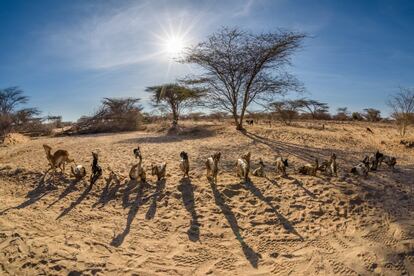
[1,0,413,121]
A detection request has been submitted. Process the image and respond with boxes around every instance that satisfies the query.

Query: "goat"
[129,150,146,182]
[319,153,338,176]
[236,152,251,181]
[275,156,289,177]
[71,164,86,180]
[298,158,319,176]
[90,152,102,184]
[379,155,397,170]
[43,144,74,174]
[133,146,141,159]
[252,158,265,177]
[151,162,167,181]
[367,150,384,171]
[351,156,370,176]
[245,119,254,125]
[179,151,190,178]
[206,152,221,183]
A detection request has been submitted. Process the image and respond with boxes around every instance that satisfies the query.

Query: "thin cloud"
[42,1,206,70]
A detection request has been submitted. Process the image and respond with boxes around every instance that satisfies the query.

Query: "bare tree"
[387,87,414,137]
[270,100,301,125]
[146,84,203,129]
[296,98,329,119]
[363,108,381,122]
[181,27,305,130]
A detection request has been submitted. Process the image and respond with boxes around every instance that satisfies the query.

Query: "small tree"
[146,84,203,129]
[363,108,381,122]
[0,87,28,115]
[75,97,143,134]
[387,87,414,137]
[0,87,41,137]
[270,100,301,125]
[352,112,364,121]
[181,27,305,130]
[45,115,63,128]
[334,107,350,121]
[13,108,41,126]
[296,99,329,119]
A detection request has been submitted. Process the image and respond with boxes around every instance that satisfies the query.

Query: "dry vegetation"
[0,120,413,275]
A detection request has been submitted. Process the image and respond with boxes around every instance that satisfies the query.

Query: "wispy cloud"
[42,1,207,70]
[233,0,256,17]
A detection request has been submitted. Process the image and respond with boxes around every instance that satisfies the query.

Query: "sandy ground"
[0,121,413,275]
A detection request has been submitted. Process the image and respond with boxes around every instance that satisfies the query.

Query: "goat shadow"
[209,180,260,268]
[93,172,121,208]
[244,179,304,241]
[0,172,59,215]
[178,177,200,242]
[111,182,151,247]
[145,179,166,220]
[56,173,101,219]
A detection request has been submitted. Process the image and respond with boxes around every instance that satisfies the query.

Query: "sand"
[0,121,413,275]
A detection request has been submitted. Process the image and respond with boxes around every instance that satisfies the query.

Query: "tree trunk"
[236,105,246,131]
[232,112,244,131]
[172,109,179,129]
[237,114,245,131]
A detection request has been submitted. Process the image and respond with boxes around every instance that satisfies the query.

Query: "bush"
[72,97,144,134]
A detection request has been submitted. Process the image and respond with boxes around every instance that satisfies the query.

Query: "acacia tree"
[181,27,305,130]
[334,107,350,121]
[296,99,329,119]
[0,87,40,137]
[363,108,381,122]
[146,84,203,128]
[0,87,28,115]
[270,100,302,125]
[387,87,414,137]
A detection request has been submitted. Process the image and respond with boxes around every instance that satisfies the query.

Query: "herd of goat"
[41,144,397,185]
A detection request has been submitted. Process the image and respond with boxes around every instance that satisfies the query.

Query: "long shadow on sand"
[0,173,57,215]
[93,173,121,208]
[56,181,94,219]
[244,179,304,241]
[243,131,364,164]
[287,177,316,199]
[209,180,260,268]
[122,180,139,208]
[111,183,150,247]
[178,178,200,242]
[145,179,166,220]
[48,179,81,208]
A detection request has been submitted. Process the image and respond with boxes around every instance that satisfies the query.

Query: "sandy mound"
[2,133,30,146]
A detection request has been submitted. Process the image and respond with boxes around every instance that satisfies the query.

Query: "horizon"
[1,0,413,121]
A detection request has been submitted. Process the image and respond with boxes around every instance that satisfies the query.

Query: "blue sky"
[0,0,413,121]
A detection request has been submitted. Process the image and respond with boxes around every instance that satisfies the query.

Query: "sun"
[165,36,185,55]
[163,34,186,58]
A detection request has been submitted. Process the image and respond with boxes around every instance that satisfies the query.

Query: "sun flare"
[163,35,186,58]
[165,36,185,55]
